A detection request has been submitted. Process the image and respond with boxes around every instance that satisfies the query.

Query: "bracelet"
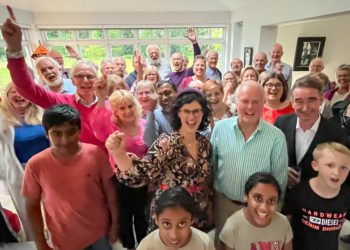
[6,49,24,59]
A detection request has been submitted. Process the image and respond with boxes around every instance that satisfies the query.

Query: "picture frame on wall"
[244,47,253,67]
[293,37,326,71]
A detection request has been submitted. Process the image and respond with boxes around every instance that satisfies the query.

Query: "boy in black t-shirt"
[282,142,350,250]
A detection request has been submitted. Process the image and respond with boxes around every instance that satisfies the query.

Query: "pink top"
[91,105,148,167]
[262,103,294,124]
[7,58,106,151]
[178,76,195,91]
[22,143,113,250]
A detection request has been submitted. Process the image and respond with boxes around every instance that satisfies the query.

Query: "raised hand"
[94,76,107,99]
[1,6,22,51]
[135,50,145,82]
[105,132,126,156]
[65,45,80,59]
[185,27,197,44]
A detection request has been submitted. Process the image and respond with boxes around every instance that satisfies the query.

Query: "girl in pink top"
[179,55,207,91]
[261,72,294,124]
[91,87,148,250]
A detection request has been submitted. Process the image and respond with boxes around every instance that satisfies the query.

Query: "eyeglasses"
[265,83,282,89]
[179,108,203,117]
[74,74,96,80]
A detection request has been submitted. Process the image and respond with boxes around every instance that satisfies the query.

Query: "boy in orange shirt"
[22,104,118,250]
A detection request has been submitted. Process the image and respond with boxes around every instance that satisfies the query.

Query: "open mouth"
[257,210,268,218]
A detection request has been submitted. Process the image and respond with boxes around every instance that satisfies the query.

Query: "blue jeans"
[84,236,111,250]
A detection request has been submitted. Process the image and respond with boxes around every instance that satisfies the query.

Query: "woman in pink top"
[261,72,294,124]
[92,86,148,250]
[179,55,207,91]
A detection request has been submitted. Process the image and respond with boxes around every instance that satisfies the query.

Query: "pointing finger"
[7,5,16,22]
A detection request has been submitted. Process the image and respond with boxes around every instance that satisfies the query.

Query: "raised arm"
[135,50,145,82]
[2,6,66,108]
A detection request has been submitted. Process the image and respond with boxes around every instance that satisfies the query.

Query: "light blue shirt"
[146,58,172,80]
[44,78,76,94]
[265,61,293,92]
[211,117,288,201]
[205,67,222,81]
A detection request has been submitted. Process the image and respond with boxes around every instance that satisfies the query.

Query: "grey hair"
[235,80,265,102]
[70,60,98,79]
[35,56,61,76]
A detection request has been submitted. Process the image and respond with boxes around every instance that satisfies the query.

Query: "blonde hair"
[0,82,42,126]
[143,66,161,83]
[203,79,224,94]
[313,142,350,161]
[108,90,142,125]
[106,75,127,96]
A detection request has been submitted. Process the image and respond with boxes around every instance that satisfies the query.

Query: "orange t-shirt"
[22,143,114,250]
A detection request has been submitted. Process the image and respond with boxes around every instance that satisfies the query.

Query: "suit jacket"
[274,114,347,180]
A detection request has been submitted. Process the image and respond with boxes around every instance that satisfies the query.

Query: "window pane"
[111,45,134,73]
[211,28,223,38]
[81,45,106,68]
[0,47,10,91]
[46,31,60,40]
[152,29,165,39]
[168,29,181,39]
[139,29,152,39]
[78,30,90,40]
[91,30,104,40]
[108,29,122,39]
[122,29,134,39]
[197,28,210,39]
[60,31,73,40]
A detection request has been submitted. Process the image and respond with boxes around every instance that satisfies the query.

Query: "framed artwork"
[244,47,253,67]
[293,37,326,71]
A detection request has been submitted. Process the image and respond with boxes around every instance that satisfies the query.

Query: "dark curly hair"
[171,88,211,131]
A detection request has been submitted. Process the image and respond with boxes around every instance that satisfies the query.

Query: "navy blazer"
[274,114,347,180]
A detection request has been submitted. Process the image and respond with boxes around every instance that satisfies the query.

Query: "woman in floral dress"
[106,88,213,232]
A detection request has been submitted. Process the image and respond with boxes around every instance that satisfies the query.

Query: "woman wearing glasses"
[106,88,213,233]
[261,72,294,124]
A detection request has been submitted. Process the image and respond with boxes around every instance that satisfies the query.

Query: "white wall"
[277,13,350,82]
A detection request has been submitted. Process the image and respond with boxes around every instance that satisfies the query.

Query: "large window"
[41,27,226,76]
[0,29,33,91]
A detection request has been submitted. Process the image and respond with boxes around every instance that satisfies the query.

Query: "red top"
[262,103,294,124]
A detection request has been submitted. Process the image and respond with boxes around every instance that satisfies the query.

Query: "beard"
[46,74,63,87]
[149,58,161,66]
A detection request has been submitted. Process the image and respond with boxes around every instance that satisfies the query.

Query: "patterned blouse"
[116,131,213,231]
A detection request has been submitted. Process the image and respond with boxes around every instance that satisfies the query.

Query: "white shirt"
[74,93,98,107]
[295,115,321,164]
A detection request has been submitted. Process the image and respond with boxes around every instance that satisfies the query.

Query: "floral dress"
[116,131,213,232]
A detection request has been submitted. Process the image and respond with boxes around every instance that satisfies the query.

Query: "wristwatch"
[6,49,24,59]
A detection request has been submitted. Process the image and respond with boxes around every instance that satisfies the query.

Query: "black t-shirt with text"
[282,180,350,250]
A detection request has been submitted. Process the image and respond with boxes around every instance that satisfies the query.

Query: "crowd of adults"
[1,5,350,250]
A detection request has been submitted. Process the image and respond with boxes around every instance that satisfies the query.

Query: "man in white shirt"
[275,75,346,186]
[145,44,171,80]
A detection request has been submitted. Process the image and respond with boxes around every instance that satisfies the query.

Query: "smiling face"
[7,86,30,114]
[205,84,223,109]
[270,44,283,64]
[113,99,138,124]
[236,83,264,127]
[136,86,153,110]
[171,52,184,72]
[312,149,350,191]
[291,87,322,125]
[264,78,283,103]
[207,52,218,69]
[231,58,243,74]
[157,84,176,113]
[336,69,350,89]
[101,61,116,76]
[72,64,98,97]
[37,58,63,87]
[193,58,206,77]
[242,69,258,82]
[178,101,203,134]
[145,70,159,85]
[156,206,193,249]
[244,183,279,227]
[254,53,267,73]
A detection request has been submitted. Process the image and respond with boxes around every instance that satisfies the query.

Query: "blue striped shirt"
[211,117,288,202]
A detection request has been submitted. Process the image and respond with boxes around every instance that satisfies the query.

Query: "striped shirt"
[211,117,288,202]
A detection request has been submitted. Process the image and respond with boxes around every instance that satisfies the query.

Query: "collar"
[296,114,321,132]
[75,93,98,107]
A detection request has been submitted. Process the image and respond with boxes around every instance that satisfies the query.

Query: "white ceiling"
[0,0,251,12]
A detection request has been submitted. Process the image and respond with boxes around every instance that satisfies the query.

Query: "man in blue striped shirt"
[211,81,288,249]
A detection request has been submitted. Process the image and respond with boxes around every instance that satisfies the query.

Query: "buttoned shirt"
[211,117,288,202]
[74,93,98,107]
[295,115,321,164]
[205,67,222,81]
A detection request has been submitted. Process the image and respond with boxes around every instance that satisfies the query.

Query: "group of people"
[1,5,350,250]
